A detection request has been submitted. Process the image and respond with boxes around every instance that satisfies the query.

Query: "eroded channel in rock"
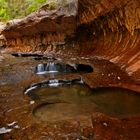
[0,54,140,139]
[0,0,140,139]
[25,79,140,122]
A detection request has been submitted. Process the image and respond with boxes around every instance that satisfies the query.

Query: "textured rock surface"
[0,0,140,83]
[0,1,140,139]
[2,0,77,38]
[0,23,6,48]
[92,113,140,140]
[77,0,140,82]
[78,0,140,33]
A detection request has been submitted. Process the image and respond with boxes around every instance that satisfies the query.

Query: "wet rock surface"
[0,0,139,83]
[0,54,140,140]
[35,63,93,75]
[0,0,140,139]
[92,113,140,140]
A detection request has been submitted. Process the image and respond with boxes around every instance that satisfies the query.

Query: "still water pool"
[30,83,140,122]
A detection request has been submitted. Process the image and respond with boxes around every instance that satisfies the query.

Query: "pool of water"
[1,54,140,124]
[0,54,140,139]
[30,83,140,122]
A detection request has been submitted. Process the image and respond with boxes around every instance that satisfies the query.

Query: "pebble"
[103,122,108,127]
[30,100,35,105]
[117,76,121,80]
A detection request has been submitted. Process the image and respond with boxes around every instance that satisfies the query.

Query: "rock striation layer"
[78,0,140,81]
[0,1,140,139]
[1,0,140,82]
[1,0,77,52]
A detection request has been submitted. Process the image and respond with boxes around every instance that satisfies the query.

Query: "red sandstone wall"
[0,0,140,81]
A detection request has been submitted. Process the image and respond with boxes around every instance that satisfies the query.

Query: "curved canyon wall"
[0,0,140,81]
[78,0,140,81]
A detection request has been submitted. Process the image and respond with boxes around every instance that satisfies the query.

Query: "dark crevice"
[11,52,43,57]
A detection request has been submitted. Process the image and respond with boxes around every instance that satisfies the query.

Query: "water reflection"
[25,79,140,122]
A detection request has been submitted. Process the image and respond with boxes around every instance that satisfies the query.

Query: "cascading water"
[0,54,140,140]
[36,63,93,75]
[36,62,58,75]
[36,64,45,74]
[46,62,58,73]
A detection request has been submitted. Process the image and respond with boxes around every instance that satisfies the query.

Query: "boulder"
[2,0,77,38]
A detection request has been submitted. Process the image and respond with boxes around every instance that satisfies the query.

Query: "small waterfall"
[45,62,58,73]
[36,64,45,74]
[36,62,93,75]
[36,63,58,75]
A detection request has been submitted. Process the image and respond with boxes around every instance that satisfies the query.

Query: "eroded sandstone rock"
[2,0,77,38]
[92,113,140,140]
[78,0,140,34]
[0,1,140,139]
[1,0,140,82]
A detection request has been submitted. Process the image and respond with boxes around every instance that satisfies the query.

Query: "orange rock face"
[0,0,139,87]
[0,1,139,85]
[78,0,140,82]
[92,113,140,140]
[0,1,140,139]
[2,0,77,38]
